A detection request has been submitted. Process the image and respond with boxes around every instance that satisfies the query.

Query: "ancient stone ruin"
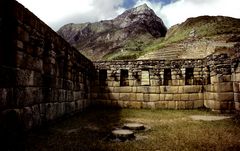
[0,0,240,136]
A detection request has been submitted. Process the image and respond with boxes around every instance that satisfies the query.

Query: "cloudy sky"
[16,0,240,31]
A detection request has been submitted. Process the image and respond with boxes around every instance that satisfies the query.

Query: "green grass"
[25,108,240,151]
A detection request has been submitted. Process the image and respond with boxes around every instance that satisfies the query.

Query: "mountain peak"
[134,3,151,12]
[58,4,167,60]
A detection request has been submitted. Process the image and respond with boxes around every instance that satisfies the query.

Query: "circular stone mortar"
[123,123,145,130]
[111,129,134,141]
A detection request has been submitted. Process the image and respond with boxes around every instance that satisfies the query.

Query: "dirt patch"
[190,115,232,121]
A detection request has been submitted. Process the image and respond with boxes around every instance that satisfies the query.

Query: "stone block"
[156,101,168,109]
[172,80,179,86]
[16,51,24,67]
[130,93,136,101]
[176,101,185,109]
[17,26,29,42]
[143,94,150,102]
[219,75,232,82]
[189,93,199,101]
[168,101,176,109]
[148,86,160,93]
[120,93,131,101]
[113,81,120,87]
[142,102,155,109]
[120,87,133,93]
[132,87,137,93]
[21,107,33,130]
[185,101,194,109]
[220,101,234,111]
[128,101,142,109]
[165,94,173,101]
[216,92,234,101]
[142,86,150,93]
[17,40,24,49]
[136,93,144,101]
[184,86,201,93]
[160,86,179,94]
[173,94,180,101]
[136,87,143,93]
[179,80,185,86]
[159,94,165,101]
[75,100,83,112]
[215,82,233,92]
[233,82,239,92]
[15,87,43,106]
[234,93,240,102]
[109,93,120,100]
[235,102,240,111]
[107,81,113,87]
[204,92,215,100]
[211,76,218,84]
[198,93,204,100]
[0,88,12,109]
[181,94,189,101]
[204,100,212,109]
[32,104,41,127]
[149,94,159,102]
[178,86,184,93]
[194,100,204,108]
[16,69,34,86]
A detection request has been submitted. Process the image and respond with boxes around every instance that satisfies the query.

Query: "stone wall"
[93,52,240,112]
[93,60,206,109]
[0,0,94,133]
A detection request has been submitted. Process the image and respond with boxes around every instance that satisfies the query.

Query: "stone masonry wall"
[93,52,240,112]
[0,0,94,134]
[93,60,206,109]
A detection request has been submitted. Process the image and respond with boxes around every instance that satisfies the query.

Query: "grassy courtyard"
[25,108,240,151]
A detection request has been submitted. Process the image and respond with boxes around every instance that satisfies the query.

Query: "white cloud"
[160,0,240,27]
[17,0,125,30]
[17,0,240,31]
[134,0,240,28]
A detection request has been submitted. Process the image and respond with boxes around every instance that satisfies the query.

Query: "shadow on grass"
[25,106,123,151]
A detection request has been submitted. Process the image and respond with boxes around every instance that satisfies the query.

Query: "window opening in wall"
[99,69,107,86]
[185,68,194,85]
[164,69,171,86]
[120,69,129,86]
[207,66,211,84]
[141,70,150,86]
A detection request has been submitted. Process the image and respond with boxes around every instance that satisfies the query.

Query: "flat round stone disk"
[123,123,145,130]
[112,129,134,139]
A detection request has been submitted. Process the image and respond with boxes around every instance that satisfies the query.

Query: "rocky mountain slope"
[138,16,240,60]
[58,5,240,61]
[57,4,167,60]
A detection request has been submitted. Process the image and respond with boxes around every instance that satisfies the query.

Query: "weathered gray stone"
[215,82,233,92]
[120,93,131,101]
[168,101,176,109]
[136,93,144,101]
[194,100,204,108]
[149,94,159,102]
[155,101,168,109]
[189,93,199,101]
[234,93,240,102]
[233,82,239,92]
[216,92,234,101]
[21,107,33,130]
